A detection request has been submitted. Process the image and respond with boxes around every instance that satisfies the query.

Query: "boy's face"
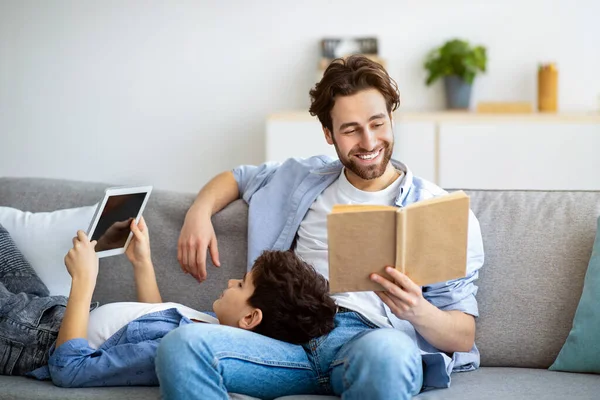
[324,88,394,183]
[212,270,260,328]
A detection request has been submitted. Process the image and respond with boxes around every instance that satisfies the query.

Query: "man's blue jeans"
[156,309,423,400]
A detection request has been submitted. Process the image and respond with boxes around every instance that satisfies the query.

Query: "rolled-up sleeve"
[232,162,280,203]
[422,209,484,317]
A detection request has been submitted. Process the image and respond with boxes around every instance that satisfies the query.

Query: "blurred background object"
[424,39,487,110]
[321,37,378,59]
[317,37,385,80]
[538,63,559,112]
[476,102,533,113]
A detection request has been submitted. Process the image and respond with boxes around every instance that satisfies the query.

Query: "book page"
[403,190,468,210]
[327,209,396,293]
[402,193,469,286]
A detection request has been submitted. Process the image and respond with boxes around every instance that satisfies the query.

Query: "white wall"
[1,0,599,192]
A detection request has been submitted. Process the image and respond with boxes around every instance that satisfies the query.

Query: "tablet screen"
[91,193,147,252]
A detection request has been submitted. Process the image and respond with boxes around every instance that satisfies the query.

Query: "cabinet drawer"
[438,123,600,190]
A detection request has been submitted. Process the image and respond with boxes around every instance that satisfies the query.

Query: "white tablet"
[87,186,153,258]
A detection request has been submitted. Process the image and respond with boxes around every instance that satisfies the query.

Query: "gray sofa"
[1,177,599,400]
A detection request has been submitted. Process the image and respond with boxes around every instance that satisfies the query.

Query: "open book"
[327,190,470,293]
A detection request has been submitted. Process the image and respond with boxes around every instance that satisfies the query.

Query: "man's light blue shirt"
[232,156,485,389]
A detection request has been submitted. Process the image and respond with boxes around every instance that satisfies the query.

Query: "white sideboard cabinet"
[266,111,600,190]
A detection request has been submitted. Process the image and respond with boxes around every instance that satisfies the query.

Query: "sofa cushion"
[414,367,600,399]
[0,376,259,400]
[3,368,600,400]
[550,215,600,373]
[0,376,160,400]
[462,190,600,368]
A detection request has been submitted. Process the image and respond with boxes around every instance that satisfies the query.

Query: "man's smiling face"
[326,88,394,183]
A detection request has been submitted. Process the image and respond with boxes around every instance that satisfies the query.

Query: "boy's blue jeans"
[156,308,424,400]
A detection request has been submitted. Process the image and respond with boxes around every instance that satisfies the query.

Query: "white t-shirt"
[294,168,404,328]
[87,302,218,349]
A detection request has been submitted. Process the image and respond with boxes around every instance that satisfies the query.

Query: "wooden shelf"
[266,110,600,190]
[268,110,600,124]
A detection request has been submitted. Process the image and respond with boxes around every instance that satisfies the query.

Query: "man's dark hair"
[309,55,400,132]
[248,250,336,344]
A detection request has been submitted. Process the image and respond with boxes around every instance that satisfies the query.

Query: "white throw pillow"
[87,302,219,349]
[0,205,97,297]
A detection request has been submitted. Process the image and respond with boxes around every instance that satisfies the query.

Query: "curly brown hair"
[247,250,336,344]
[309,55,400,132]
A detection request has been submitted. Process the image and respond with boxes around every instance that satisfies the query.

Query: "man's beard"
[334,140,394,181]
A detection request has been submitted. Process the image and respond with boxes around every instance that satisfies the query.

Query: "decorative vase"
[444,75,472,110]
[538,63,558,112]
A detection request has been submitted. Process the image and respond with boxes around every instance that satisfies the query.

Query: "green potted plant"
[424,39,487,109]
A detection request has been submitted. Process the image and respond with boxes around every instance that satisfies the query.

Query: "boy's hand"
[126,217,151,266]
[64,230,99,287]
[127,217,162,303]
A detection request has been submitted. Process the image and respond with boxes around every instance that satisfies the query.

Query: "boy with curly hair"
[0,218,336,387]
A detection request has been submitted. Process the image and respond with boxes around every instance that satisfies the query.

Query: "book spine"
[395,211,407,273]
[401,210,407,274]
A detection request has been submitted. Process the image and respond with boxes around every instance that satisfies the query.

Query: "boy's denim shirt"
[28,308,193,387]
[233,156,485,389]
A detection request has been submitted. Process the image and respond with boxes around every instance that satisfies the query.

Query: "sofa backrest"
[463,189,600,368]
[1,178,599,369]
[0,177,249,318]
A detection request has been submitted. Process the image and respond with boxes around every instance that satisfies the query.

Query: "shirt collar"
[311,158,414,206]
